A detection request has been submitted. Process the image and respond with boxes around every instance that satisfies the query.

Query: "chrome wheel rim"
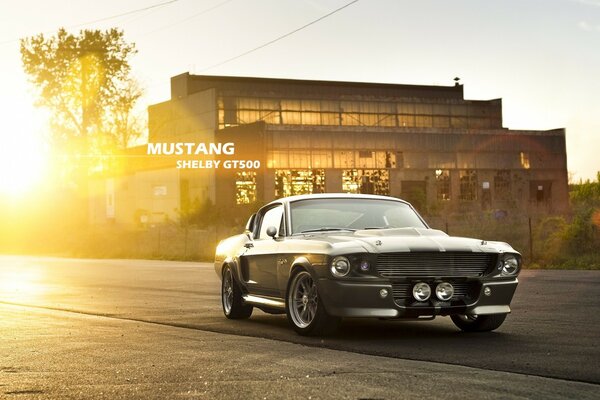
[222,268,234,315]
[289,271,318,328]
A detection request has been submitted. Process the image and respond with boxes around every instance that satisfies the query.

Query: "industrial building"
[90,73,569,226]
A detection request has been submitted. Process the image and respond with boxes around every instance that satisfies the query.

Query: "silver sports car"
[214,194,521,336]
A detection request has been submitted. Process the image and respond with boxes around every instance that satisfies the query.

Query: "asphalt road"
[1,255,599,399]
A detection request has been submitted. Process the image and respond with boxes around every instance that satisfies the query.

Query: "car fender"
[282,257,314,294]
[214,233,252,279]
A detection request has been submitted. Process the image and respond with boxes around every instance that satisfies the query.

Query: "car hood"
[297,228,516,254]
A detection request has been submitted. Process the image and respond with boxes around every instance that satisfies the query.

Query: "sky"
[0,0,599,195]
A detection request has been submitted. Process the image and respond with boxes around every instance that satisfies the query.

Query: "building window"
[520,152,530,169]
[433,116,450,128]
[353,151,396,169]
[481,181,491,209]
[236,172,257,205]
[415,115,433,127]
[380,151,396,168]
[334,151,356,168]
[267,150,333,169]
[459,170,478,201]
[429,153,456,169]
[450,116,468,128]
[494,170,511,200]
[536,186,544,202]
[219,96,238,127]
[530,181,552,203]
[342,169,389,195]
[404,152,428,169]
[289,151,311,168]
[398,114,415,127]
[217,95,504,130]
[396,152,404,168]
[457,153,476,169]
[435,169,451,201]
[267,150,288,169]
[275,170,325,198]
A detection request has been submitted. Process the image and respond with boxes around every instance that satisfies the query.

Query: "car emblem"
[375,240,382,246]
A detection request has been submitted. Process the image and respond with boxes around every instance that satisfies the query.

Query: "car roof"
[264,193,412,207]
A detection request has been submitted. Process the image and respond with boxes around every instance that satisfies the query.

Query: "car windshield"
[290,198,427,234]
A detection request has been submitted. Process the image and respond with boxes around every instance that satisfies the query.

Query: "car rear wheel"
[286,269,340,336]
[222,265,253,319]
[451,313,507,332]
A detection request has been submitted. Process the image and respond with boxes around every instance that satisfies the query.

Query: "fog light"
[412,282,431,301]
[435,282,454,301]
[360,260,370,271]
[484,287,492,296]
[379,288,389,298]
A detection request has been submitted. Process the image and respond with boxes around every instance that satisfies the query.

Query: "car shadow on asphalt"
[209,312,516,343]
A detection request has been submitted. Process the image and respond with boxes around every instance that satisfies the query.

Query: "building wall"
[149,87,217,142]
[97,74,569,225]
[147,86,218,207]
[217,124,568,216]
[90,168,181,226]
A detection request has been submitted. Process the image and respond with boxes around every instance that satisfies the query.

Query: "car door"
[241,204,284,297]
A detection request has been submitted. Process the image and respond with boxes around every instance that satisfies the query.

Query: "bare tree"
[21,28,142,184]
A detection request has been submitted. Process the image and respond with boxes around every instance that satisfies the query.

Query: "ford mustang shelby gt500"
[214,194,521,336]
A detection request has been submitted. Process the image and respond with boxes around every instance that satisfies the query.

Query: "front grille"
[451,282,472,298]
[391,283,413,300]
[377,252,493,278]
[392,282,477,301]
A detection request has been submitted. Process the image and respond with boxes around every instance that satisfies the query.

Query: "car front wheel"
[451,313,507,332]
[286,269,340,336]
[222,265,253,319]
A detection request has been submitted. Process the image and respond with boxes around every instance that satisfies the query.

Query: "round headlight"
[501,255,519,276]
[412,282,431,301]
[435,282,454,301]
[331,256,351,277]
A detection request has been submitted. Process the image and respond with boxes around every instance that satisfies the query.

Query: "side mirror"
[266,226,278,239]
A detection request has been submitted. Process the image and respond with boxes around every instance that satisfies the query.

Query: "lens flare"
[0,262,46,302]
[0,104,47,197]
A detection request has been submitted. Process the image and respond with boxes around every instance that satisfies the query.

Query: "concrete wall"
[90,168,181,227]
[149,88,216,142]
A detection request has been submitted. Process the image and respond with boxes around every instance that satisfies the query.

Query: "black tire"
[285,269,340,336]
[451,313,507,332]
[221,265,253,319]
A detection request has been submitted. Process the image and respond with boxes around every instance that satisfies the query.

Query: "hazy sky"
[1,0,599,183]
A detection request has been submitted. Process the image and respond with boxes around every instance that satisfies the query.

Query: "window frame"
[254,203,286,240]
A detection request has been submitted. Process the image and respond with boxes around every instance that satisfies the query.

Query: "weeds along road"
[1,256,599,399]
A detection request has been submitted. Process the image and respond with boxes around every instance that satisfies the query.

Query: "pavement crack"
[4,390,45,395]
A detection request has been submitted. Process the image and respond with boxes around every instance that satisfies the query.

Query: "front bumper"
[317,277,518,318]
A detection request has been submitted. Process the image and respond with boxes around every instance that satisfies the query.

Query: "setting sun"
[0,105,47,197]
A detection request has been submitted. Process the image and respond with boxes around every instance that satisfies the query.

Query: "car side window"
[258,205,284,240]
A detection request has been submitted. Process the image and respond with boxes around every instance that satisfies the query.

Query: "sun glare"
[0,104,47,197]
[0,260,46,302]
